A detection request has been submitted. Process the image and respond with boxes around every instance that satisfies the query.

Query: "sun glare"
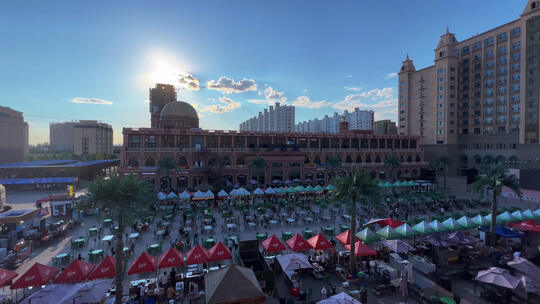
[149,61,185,86]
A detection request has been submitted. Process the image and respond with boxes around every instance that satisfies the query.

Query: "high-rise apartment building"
[374,120,398,135]
[50,121,113,155]
[149,83,177,128]
[0,106,28,164]
[239,102,295,132]
[398,0,540,174]
[295,108,374,134]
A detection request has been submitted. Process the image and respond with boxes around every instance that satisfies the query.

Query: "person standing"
[170,268,177,287]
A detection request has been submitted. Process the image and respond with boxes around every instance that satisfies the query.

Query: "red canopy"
[262,235,286,252]
[345,241,377,257]
[286,233,311,252]
[370,218,404,228]
[158,248,184,269]
[509,220,540,232]
[128,252,157,275]
[308,233,333,250]
[88,256,116,280]
[207,242,232,262]
[185,245,209,265]
[11,263,59,289]
[336,229,359,245]
[54,259,95,284]
[0,268,18,287]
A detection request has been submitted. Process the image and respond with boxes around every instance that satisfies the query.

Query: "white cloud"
[346,74,352,78]
[332,87,398,120]
[385,72,398,79]
[344,86,362,92]
[71,97,113,105]
[197,96,241,113]
[291,96,331,109]
[178,73,200,90]
[206,76,257,94]
[248,86,287,105]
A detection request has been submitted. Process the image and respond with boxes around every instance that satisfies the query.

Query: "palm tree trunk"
[115,215,124,304]
[490,191,497,247]
[443,168,447,201]
[349,201,357,275]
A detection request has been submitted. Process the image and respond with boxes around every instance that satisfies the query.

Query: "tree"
[325,155,342,178]
[383,155,401,181]
[158,156,177,173]
[472,161,521,246]
[248,155,267,184]
[436,156,452,201]
[333,169,381,274]
[79,175,156,304]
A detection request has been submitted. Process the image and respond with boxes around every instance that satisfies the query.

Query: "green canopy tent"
[286,187,297,194]
[305,185,314,192]
[314,185,324,193]
[471,214,490,226]
[412,221,432,235]
[511,210,524,221]
[355,228,381,244]
[166,192,178,199]
[429,219,447,233]
[395,223,417,238]
[377,182,385,187]
[456,216,476,229]
[496,211,517,224]
[376,226,400,240]
[295,185,306,193]
[442,218,461,231]
[522,209,534,220]
[383,181,393,188]
[533,209,540,219]
[276,187,287,194]
[392,181,404,187]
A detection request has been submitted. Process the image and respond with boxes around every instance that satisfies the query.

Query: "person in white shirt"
[160,271,168,287]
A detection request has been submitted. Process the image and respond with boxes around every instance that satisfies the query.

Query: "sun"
[149,61,184,86]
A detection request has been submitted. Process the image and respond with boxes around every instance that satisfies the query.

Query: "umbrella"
[286,234,311,252]
[54,259,95,284]
[475,267,520,289]
[355,228,381,244]
[88,257,115,280]
[157,192,167,200]
[517,275,540,295]
[179,191,191,199]
[314,185,324,192]
[395,223,417,238]
[158,248,184,269]
[336,229,359,245]
[494,226,523,238]
[317,292,361,304]
[429,219,447,232]
[305,185,315,192]
[508,257,540,282]
[496,211,517,223]
[128,252,157,275]
[186,245,209,265]
[277,254,312,272]
[207,242,232,262]
[295,185,306,193]
[230,189,239,196]
[457,216,476,229]
[381,240,416,253]
[509,220,540,232]
[217,189,229,197]
[252,188,264,195]
[286,187,297,193]
[11,263,59,289]
[412,221,432,235]
[307,233,333,250]
[265,187,276,194]
[344,242,377,257]
[276,187,286,194]
[365,218,404,228]
[442,218,461,231]
[376,226,400,240]
[57,279,114,304]
[471,214,490,226]
[262,235,286,252]
[522,209,535,220]
[0,268,17,287]
[166,192,178,199]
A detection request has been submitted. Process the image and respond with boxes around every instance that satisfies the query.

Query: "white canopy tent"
[179,191,191,200]
[317,292,361,304]
[217,189,229,197]
[265,187,276,194]
[253,188,264,195]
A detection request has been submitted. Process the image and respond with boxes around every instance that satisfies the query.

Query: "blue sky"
[0,0,523,145]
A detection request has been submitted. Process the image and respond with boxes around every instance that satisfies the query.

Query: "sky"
[0,0,524,145]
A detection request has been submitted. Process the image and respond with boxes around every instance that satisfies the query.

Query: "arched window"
[207,158,218,167]
[415,155,421,162]
[314,156,321,164]
[375,155,381,163]
[366,155,372,163]
[144,157,156,167]
[346,156,352,163]
[304,155,310,164]
[222,156,231,167]
[236,157,245,166]
[178,157,188,167]
[473,155,481,164]
[127,157,139,167]
[356,155,362,163]
[194,158,203,168]
[407,155,412,163]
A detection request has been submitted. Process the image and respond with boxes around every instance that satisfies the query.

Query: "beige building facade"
[50,121,113,155]
[0,106,28,164]
[399,0,540,174]
[374,120,397,135]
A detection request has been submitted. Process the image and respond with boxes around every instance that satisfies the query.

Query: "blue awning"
[0,177,76,185]
[495,226,523,238]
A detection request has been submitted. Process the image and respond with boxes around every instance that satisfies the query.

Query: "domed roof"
[160,101,199,121]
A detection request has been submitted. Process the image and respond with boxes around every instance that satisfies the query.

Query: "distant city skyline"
[0,0,522,145]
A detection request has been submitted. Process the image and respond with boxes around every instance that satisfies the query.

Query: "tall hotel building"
[399,1,540,174]
[295,109,374,134]
[239,103,295,132]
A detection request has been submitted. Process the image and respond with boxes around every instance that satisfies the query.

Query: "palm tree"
[248,155,267,184]
[333,169,381,274]
[325,155,341,179]
[472,161,521,246]
[79,175,156,304]
[436,156,452,201]
[384,155,401,181]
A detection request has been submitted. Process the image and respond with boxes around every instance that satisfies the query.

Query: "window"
[498,56,507,65]
[438,112,444,117]
[497,32,507,42]
[438,95,444,100]
[438,77,445,83]
[437,130,444,134]
[498,116,506,123]
[486,60,494,68]
[486,70,494,77]
[513,114,520,122]
[512,104,520,112]
[271,163,283,168]
[485,117,493,124]
[512,94,520,102]
[498,46,507,55]
[498,96,507,103]
[486,107,494,114]
[438,68,445,74]
[485,37,494,46]
[486,79,494,87]
[512,27,521,36]
[512,73,520,82]
[498,87,506,94]
[400,103,405,107]
[498,76,507,85]
[485,89,494,96]
[438,86,444,91]
[399,81,406,85]
[438,121,444,126]
[461,46,470,54]
[486,98,494,105]
[474,41,482,50]
[474,63,481,70]
[513,41,521,50]
[438,103,444,108]
[512,83,520,92]
[486,50,494,58]
[497,66,507,75]
[513,53,520,61]
[498,105,506,113]
[512,63,520,71]
[485,127,493,133]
